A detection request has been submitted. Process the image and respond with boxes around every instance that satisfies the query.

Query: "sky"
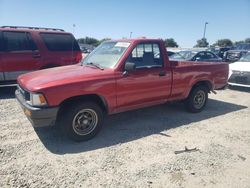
[0,0,250,47]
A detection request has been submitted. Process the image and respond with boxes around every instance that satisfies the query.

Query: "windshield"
[170,51,197,60]
[212,49,220,54]
[235,44,250,50]
[209,48,219,54]
[239,53,250,62]
[81,41,130,68]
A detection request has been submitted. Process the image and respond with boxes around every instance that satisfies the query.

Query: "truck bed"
[169,60,229,100]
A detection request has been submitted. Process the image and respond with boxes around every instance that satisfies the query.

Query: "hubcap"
[193,90,206,109]
[72,109,98,136]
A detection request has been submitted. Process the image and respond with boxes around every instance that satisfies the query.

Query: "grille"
[227,52,241,61]
[17,85,30,101]
[228,71,250,85]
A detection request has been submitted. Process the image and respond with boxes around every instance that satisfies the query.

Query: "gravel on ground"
[0,87,250,187]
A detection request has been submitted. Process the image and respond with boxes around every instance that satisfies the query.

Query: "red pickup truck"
[16,38,229,141]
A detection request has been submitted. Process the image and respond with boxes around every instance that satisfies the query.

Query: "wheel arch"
[192,80,213,91]
[57,94,109,117]
[185,80,213,98]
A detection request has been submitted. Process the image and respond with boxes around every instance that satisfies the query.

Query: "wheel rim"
[193,90,206,109]
[72,109,98,136]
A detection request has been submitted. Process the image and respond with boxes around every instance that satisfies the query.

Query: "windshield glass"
[239,53,250,62]
[81,41,130,68]
[212,49,220,54]
[209,48,219,54]
[235,44,250,50]
[170,51,197,60]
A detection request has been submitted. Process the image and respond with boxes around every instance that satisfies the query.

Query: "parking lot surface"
[0,87,250,187]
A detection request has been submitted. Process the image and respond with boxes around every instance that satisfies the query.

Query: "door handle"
[159,71,166,77]
[32,52,41,58]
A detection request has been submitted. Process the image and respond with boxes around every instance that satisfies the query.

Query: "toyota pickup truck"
[15,38,229,141]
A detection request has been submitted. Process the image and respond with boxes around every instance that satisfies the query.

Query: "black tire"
[61,102,103,141]
[185,85,208,113]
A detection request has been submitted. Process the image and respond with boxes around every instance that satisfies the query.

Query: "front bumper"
[15,89,59,127]
[228,71,250,88]
[225,53,241,62]
[228,82,250,88]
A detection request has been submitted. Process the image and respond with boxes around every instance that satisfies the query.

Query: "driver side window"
[128,43,163,68]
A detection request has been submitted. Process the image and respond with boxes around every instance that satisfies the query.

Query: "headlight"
[228,69,233,79]
[28,93,47,106]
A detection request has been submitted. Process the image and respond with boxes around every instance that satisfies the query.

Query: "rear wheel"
[61,102,103,141]
[185,85,208,113]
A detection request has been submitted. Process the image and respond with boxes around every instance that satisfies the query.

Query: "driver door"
[116,42,172,112]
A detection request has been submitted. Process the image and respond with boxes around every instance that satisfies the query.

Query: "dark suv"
[0,26,82,84]
[224,43,250,62]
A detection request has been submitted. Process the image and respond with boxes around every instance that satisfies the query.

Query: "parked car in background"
[155,50,175,59]
[79,44,95,60]
[167,50,175,57]
[79,44,95,53]
[0,26,82,84]
[228,52,250,87]
[224,43,250,62]
[80,46,91,53]
[209,47,231,58]
[170,50,222,62]
[16,38,228,141]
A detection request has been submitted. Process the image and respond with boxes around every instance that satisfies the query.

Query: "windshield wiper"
[85,62,104,70]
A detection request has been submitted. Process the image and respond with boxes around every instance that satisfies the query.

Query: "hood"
[229,61,250,72]
[18,64,113,92]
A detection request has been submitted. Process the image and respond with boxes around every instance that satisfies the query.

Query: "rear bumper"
[15,90,59,127]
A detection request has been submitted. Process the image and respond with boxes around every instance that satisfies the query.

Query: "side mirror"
[124,62,136,72]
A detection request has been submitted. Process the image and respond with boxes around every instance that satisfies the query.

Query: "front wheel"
[185,85,208,113]
[61,102,103,141]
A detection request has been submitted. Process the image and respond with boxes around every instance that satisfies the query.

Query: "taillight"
[75,52,82,63]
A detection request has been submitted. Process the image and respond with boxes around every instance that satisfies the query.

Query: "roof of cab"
[109,38,163,43]
[0,26,68,34]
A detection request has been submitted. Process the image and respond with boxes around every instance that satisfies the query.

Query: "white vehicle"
[228,52,250,87]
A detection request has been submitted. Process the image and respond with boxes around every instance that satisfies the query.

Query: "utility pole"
[203,22,208,39]
[72,24,76,59]
[73,24,76,35]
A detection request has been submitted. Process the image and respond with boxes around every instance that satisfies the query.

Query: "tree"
[77,37,112,46]
[164,38,179,47]
[97,38,111,45]
[213,39,233,47]
[194,38,209,48]
[77,37,99,46]
[234,38,250,45]
[234,40,244,45]
[245,38,250,43]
